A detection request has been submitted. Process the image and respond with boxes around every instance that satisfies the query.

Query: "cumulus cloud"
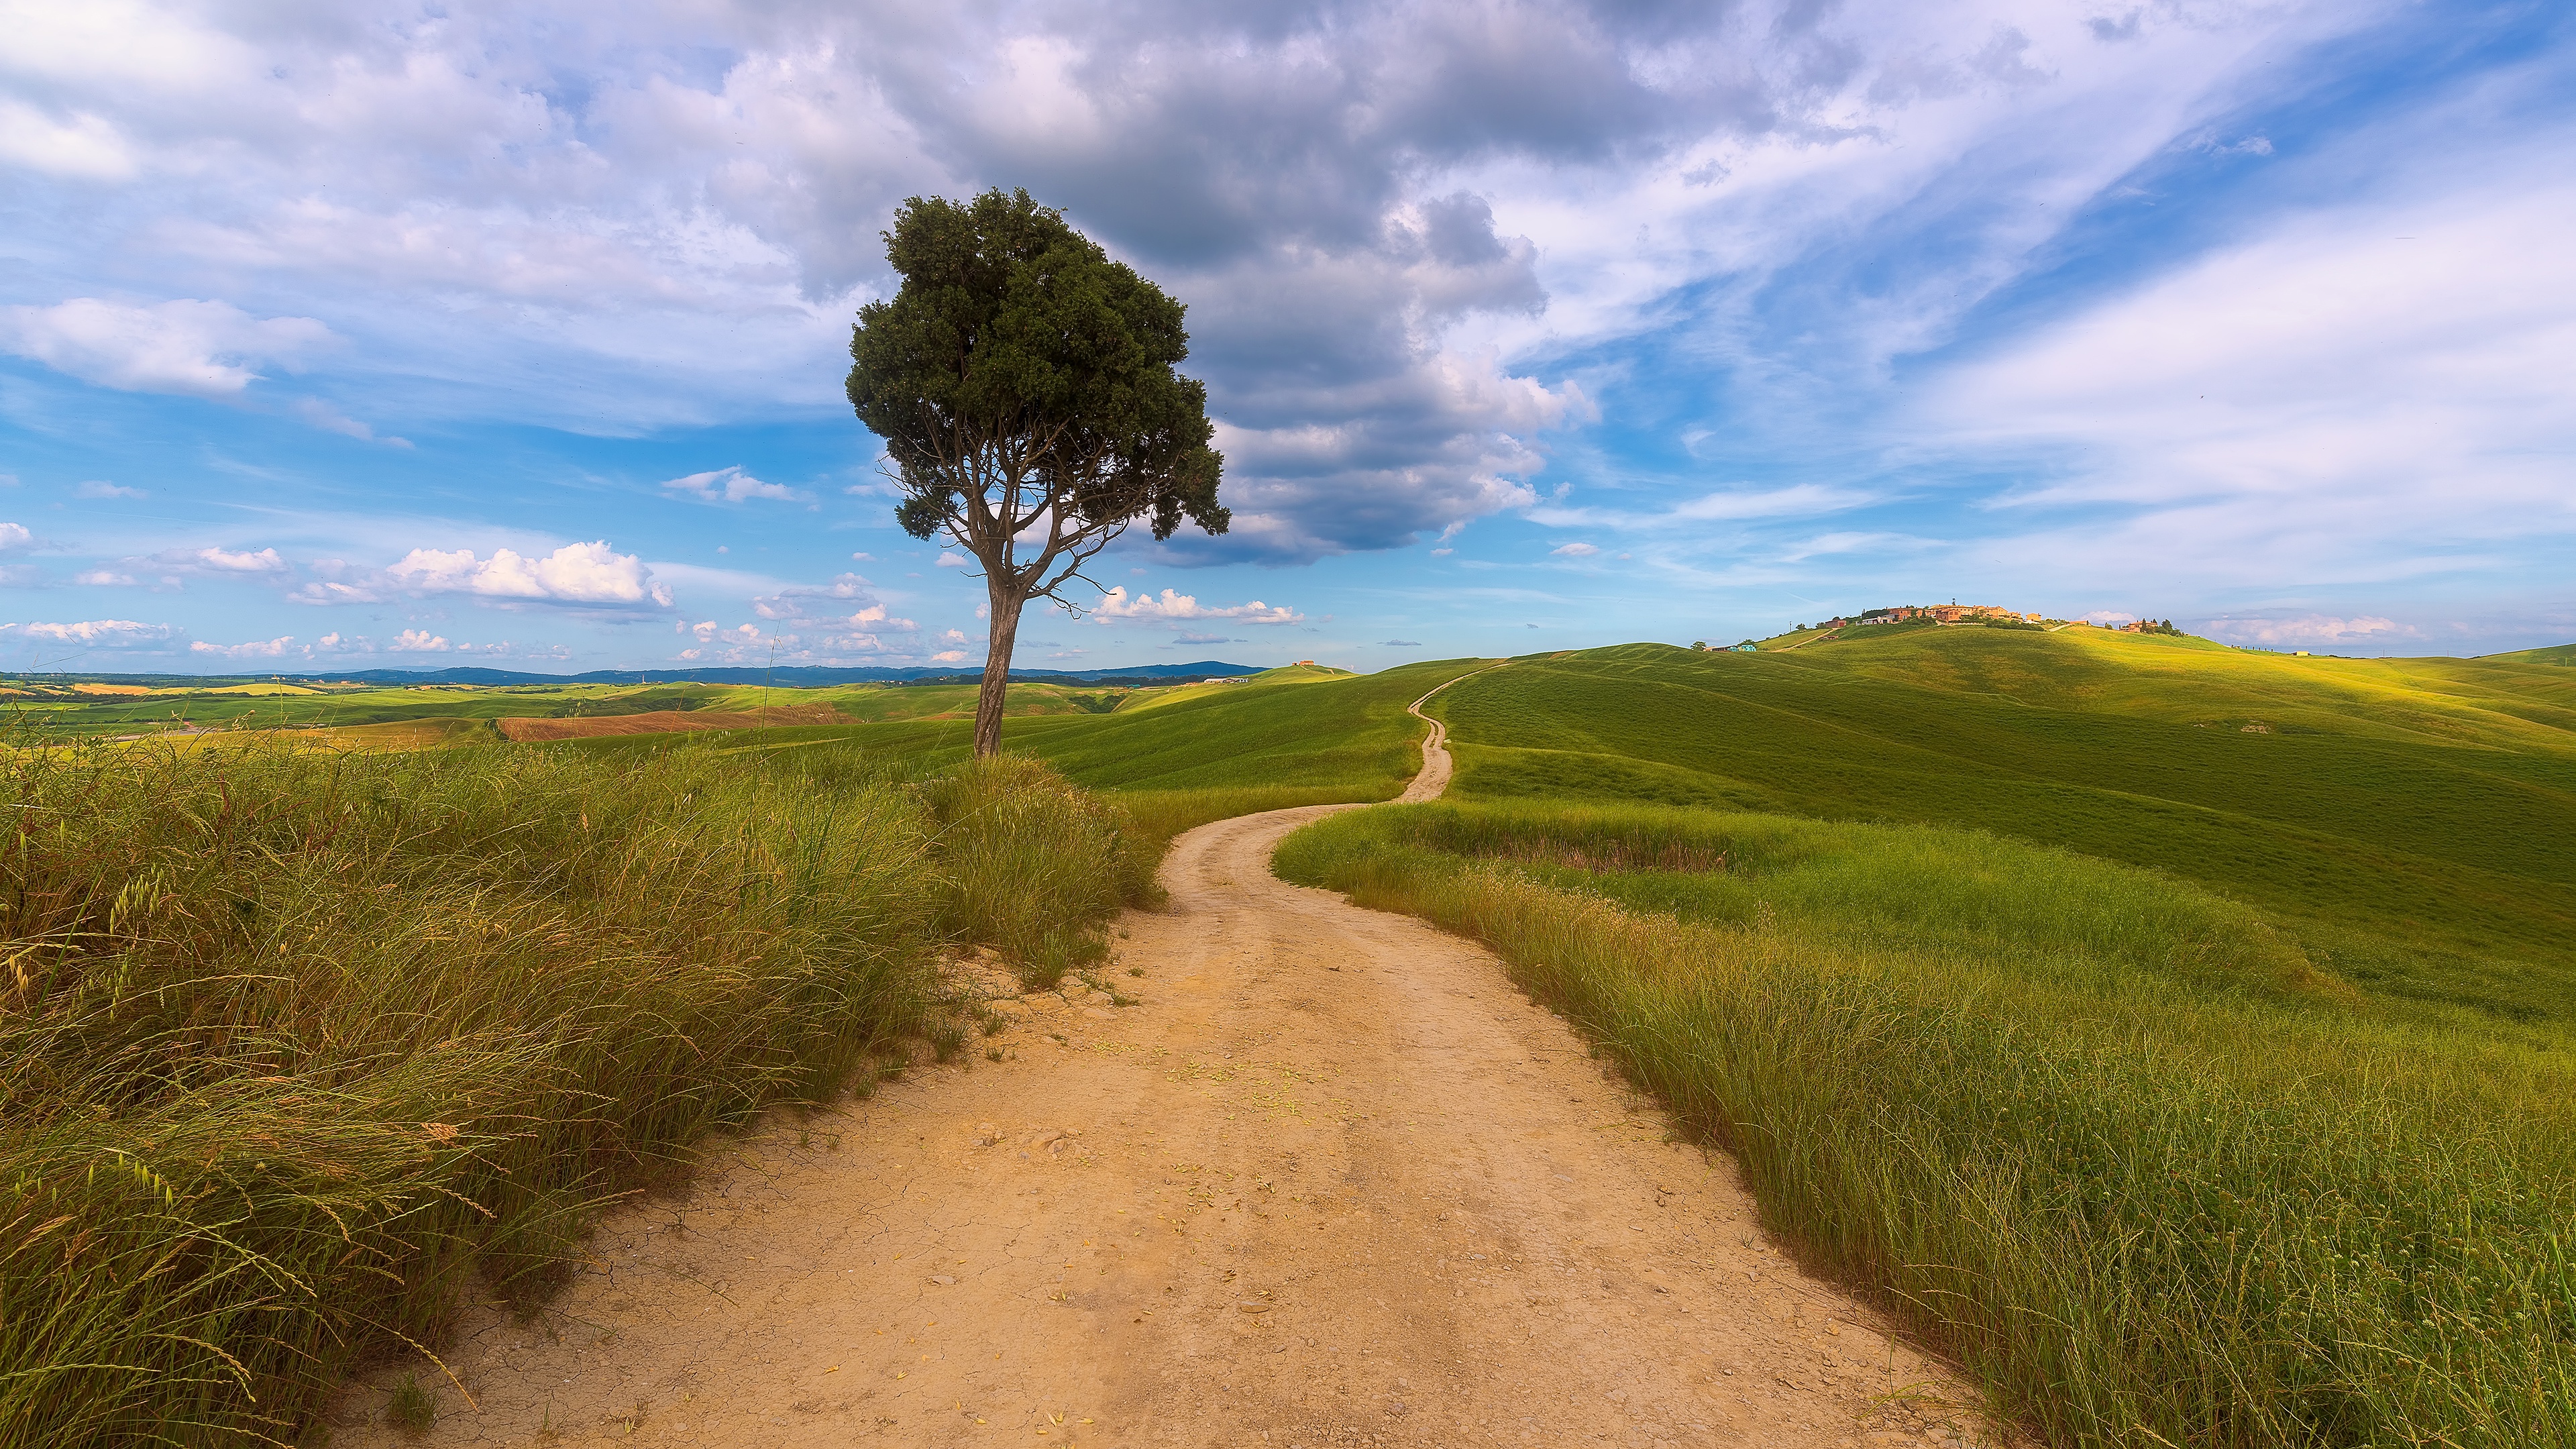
[748,573,914,631]
[662,466,800,503]
[382,541,674,608]
[0,523,32,551]
[391,629,452,652]
[1093,587,1303,625]
[191,635,299,659]
[0,0,2065,559]
[0,299,331,397]
[0,619,175,649]
[77,544,288,590]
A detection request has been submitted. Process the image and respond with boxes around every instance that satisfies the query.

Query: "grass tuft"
[384,1373,437,1434]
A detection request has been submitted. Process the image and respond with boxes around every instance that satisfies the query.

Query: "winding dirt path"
[340,714,1984,1448]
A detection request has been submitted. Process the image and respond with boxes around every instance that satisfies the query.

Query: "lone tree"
[848,189,1226,757]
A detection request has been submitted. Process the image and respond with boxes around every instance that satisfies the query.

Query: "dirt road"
[341,724,1982,1448]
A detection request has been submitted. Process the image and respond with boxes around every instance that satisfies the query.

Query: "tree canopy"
[847,188,1226,754]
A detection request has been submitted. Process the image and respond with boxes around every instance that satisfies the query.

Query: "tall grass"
[1277,801,2576,1448]
[922,755,1137,988]
[0,737,1127,1446]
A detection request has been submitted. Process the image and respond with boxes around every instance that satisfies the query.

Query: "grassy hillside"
[0,739,1138,1446]
[1277,800,2576,1447]
[564,656,1481,794]
[1252,629,2576,1446]
[1432,633,2576,1022]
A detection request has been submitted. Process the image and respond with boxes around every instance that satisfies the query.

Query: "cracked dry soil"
[337,729,1990,1448]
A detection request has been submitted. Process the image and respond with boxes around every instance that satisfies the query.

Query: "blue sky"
[1,0,2569,675]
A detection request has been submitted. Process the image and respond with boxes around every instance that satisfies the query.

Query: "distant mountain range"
[13,661,1267,688]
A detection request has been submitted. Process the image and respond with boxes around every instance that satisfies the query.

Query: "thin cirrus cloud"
[1913,158,2576,592]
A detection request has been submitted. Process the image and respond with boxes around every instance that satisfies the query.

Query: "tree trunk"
[972,576,1025,758]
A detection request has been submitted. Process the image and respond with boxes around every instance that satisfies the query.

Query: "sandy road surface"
[340,718,1984,1448]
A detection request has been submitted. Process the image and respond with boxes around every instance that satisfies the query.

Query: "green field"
[11,633,2574,1446]
[0,676,1187,740]
[1434,632,2576,1023]
[1266,629,2576,1446]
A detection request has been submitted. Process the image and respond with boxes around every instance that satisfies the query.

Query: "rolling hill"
[1427,631,2576,1022]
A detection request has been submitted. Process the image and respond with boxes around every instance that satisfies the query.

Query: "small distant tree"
[847,189,1227,757]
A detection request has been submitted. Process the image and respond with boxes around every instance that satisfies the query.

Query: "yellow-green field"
[7,633,2573,1447]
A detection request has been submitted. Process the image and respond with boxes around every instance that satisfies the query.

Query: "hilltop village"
[1695,604,2188,653]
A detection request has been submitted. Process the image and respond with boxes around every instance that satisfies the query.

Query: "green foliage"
[849,187,1224,549]
[846,186,1229,753]
[1277,800,2576,1447]
[0,735,1128,1446]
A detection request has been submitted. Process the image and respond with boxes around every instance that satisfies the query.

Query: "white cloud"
[662,466,800,503]
[1550,541,1599,557]
[929,649,967,663]
[749,574,912,630]
[1093,587,1305,626]
[74,480,143,500]
[0,98,138,179]
[390,629,452,652]
[191,635,299,659]
[934,553,971,568]
[1917,160,2576,588]
[2201,614,2415,648]
[0,299,331,398]
[0,523,32,551]
[289,396,411,447]
[176,546,286,574]
[0,619,174,648]
[383,541,674,608]
[72,569,133,586]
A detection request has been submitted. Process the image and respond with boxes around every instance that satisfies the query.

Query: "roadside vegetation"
[1271,632,2576,1446]
[0,736,1131,1446]
[1275,798,2576,1446]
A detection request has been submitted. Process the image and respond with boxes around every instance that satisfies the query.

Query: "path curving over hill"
[339,711,1984,1448]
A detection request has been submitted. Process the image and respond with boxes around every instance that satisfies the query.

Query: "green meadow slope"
[565,658,1472,794]
[1432,631,2576,1022]
[1272,631,2576,1445]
